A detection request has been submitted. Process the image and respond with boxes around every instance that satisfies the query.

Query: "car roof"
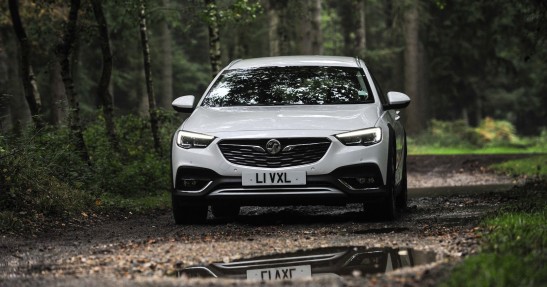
[228,56,361,69]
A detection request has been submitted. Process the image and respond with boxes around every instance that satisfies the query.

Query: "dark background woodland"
[0,0,546,138]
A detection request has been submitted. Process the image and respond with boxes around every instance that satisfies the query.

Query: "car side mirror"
[385,91,411,110]
[172,95,195,113]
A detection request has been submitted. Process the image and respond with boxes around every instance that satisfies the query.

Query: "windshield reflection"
[202,67,374,107]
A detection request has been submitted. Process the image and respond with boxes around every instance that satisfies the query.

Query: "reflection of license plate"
[242,171,306,186]
[246,265,311,281]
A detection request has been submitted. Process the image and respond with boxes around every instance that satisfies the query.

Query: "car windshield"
[202,66,374,107]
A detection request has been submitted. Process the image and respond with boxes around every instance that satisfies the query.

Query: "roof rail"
[355,57,363,68]
[226,59,242,69]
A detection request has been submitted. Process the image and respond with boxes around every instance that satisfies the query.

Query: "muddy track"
[0,155,532,286]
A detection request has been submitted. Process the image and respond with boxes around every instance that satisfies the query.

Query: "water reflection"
[179,246,436,280]
[202,67,374,107]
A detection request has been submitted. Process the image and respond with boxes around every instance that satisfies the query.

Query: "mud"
[0,154,531,286]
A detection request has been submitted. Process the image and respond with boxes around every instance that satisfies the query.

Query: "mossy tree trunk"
[205,0,221,77]
[139,0,161,155]
[58,0,89,163]
[91,0,119,152]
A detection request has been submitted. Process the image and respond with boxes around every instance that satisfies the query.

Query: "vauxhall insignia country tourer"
[171,56,411,224]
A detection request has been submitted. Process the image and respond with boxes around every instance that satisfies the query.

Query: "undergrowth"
[442,181,547,286]
[0,111,179,234]
[409,118,546,154]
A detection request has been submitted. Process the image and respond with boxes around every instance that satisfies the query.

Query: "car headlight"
[176,130,215,149]
[335,127,382,146]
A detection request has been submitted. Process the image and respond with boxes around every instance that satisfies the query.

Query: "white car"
[171,56,410,224]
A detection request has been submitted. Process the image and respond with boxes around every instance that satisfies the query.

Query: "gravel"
[0,155,528,286]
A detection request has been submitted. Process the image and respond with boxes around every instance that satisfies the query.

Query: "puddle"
[178,246,437,280]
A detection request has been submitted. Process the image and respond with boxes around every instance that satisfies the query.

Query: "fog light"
[178,179,211,191]
[339,177,380,190]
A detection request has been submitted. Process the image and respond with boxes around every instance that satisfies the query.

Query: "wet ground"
[0,155,532,286]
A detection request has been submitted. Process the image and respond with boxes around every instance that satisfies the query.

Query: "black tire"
[364,140,397,221]
[211,204,241,218]
[396,138,408,210]
[383,142,398,220]
[172,193,208,224]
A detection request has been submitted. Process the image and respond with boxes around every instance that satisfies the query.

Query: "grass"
[408,145,546,155]
[490,154,547,179]
[442,182,547,287]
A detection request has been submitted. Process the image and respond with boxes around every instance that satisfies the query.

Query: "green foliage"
[490,155,547,179]
[0,112,179,233]
[443,206,547,287]
[475,117,520,146]
[84,112,177,196]
[426,119,479,147]
[484,210,546,255]
[172,49,212,95]
[444,253,545,287]
[409,118,538,152]
[0,128,95,232]
[426,0,547,134]
[201,0,262,26]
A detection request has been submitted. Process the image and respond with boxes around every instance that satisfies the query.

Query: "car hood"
[182,105,381,135]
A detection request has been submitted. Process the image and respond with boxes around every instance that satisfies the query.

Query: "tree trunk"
[403,0,424,135]
[0,30,11,132]
[296,1,312,54]
[5,31,30,132]
[139,0,161,154]
[49,61,66,126]
[309,0,322,55]
[8,0,43,128]
[91,0,119,152]
[205,0,221,77]
[338,1,353,56]
[266,0,280,56]
[354,0,366,57]
[278,3,291,55]
[158,0,173,109]
[59,0,89,162]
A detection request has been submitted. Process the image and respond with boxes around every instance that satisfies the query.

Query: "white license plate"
[246,265,311,281]
[242,171,306,186]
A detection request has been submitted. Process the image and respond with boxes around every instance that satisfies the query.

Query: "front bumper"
[172,163,387,206]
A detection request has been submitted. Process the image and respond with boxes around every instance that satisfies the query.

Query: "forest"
[1,0,546,137]
[0,0,546,225]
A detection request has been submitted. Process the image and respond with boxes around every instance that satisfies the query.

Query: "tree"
[264,0,280,56]
[296,0,322,55]
[91,0,119,152]
[157,0,174,109]
[403,0,425,135]
[139,0,161,154]
[8,0,43,128]
[354,0,366,57]
[0,30,11,131]
[204,0,222,77]
[58,0,89,162]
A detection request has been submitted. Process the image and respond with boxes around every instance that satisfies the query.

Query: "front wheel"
[396,139,408,209]
[172,194,208,224]
[364,142,397,221]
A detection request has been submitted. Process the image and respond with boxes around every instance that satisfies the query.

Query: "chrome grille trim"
[218,138,331,168]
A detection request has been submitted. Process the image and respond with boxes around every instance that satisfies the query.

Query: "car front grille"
[218,138,331,168]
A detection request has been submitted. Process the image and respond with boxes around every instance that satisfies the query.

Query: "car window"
[202,66,374,107]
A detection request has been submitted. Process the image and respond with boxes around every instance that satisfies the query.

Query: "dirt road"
[0,155,530,286]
